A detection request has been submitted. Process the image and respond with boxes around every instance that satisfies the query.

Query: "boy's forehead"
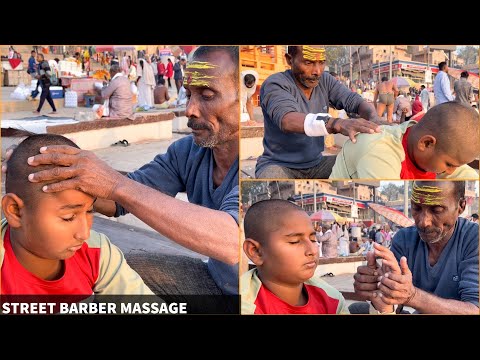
[40,189,94,206]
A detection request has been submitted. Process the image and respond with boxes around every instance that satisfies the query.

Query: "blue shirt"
[256,70,364,176]
[433,71,454,105]
[391,217,478,309]
[115,135,239,294]
[28,56,36,74]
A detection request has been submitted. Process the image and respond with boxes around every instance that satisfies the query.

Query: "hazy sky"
[380,181,479,196]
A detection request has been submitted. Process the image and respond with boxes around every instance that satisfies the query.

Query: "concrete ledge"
[241,125,264,138]
[1,98,65,113]
[318,255,366,265]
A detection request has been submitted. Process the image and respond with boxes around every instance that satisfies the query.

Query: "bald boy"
[330,102,479,179]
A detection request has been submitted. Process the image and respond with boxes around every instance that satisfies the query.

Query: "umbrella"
[392,76,418,88]
[310,210,336,222]
[368,203,414,228]
[331,212,348,224]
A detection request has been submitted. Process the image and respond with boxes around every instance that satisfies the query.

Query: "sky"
[380,181,479,196]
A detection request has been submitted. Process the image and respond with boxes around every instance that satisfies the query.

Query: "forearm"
[357,101,377,120]
[409,287,479,314]
[246,100,254,120]
[94,198,117,217]
[111,177,239,264]
[280,112,308,133]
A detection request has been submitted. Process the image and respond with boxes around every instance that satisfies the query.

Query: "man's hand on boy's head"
[26,145,124,200]
[1,146,17,181]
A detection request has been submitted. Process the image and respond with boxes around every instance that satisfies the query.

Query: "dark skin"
[281,46,385,143]
[12,50,239,266]
[354,182,478,314]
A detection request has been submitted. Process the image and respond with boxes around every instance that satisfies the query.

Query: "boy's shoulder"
[304,276,345,302]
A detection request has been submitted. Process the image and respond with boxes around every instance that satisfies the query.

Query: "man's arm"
[372,88,379,108]
[403,287,478,314]
[441,74,454,101]
[101,82,115,100]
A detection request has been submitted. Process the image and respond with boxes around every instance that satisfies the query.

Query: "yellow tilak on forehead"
[411,183,444,206]
[302,46,326,61]
[184,61,218,87]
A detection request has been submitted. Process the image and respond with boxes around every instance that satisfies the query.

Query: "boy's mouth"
[67,244,84,252]
[304,260,317,268]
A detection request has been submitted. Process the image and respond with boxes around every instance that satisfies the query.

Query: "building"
[292,180,380,221]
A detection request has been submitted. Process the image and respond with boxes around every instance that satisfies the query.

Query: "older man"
[22,47,240,306]
[101,64,133,118]
[351,181,478,314]
[256,45,383,179]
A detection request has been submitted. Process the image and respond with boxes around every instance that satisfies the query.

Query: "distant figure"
[393,91,412,122]
[165,58,174,88]
[240,69,258,122]
[136,56,155,107]
[101,64,134,118]
[454,71,473,106]
[433,62,454,105]
[420,85,430,112]
[173,57,186,94]
[412,94,423,116]
[471,213,478,224]
[33,53,57,115]
[153,77,170,108]
[373,76,399,122]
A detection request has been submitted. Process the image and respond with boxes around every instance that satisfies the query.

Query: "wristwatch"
[316,114,339,134]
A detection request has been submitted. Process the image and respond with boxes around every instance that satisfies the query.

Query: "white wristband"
[304,113,330,137]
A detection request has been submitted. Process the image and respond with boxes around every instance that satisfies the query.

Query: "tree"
[325,46,349,73]
[456,46,479,66]
[241,181,268,206]
[380,183,402,201]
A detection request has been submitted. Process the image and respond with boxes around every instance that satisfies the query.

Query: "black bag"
[31,89,39,98]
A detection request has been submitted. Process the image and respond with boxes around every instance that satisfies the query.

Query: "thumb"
[400,256,411,276]
[366,251,376,269]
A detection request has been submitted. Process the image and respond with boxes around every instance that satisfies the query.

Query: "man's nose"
[312,62,323,76]
[185,96,199,119]
[417,211,433,229]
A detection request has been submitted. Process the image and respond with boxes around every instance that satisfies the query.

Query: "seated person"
[153,77,170,108]
[393,91,412,122]
[240,199,348,314]
[1,134,153,298]
[330,102,479,179]
[351,181,478,314]
[100,64,134,118]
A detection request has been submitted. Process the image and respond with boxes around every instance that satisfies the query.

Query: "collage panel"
[1,45,240,315]
[240,179,479,314]
[240,45,479,180]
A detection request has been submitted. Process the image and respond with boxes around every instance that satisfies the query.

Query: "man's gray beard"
[194,136,218,148]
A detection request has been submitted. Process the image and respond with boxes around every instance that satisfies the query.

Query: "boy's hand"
[353,250,382,300]
[26,145,124,200]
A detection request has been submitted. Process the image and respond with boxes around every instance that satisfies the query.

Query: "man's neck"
[9,229,64,281]
[212,136,239,172]
[258,272,307,306]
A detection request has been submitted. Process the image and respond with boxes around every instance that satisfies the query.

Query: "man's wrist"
[304,113,329,137]
[326,117,341,134]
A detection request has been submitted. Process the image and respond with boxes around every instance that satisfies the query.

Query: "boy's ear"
[243,238,264,266]
[2,194,25,228]
[417,135,437,151]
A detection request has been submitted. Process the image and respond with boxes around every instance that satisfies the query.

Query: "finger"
[383,272,408,284]
[366,251,376,269]
[348,131,358,143]
[39,145,82,155]
[357,265,378,276]
[353,290,375,301]
[375,293,397,305]
[6,147,15,160]
[28,167,77,183]
[354,282,379,292]
[399,256,412,276]
[381,260,401,274]
[354,273,379,284]
[41,178,83,193]
[377,284,403,300]
[379,276,403,291]
[27,153,79,167]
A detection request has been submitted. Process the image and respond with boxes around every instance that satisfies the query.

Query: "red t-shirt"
[254,283,340,314]
[1,227,100,296]
[400,127,435,179]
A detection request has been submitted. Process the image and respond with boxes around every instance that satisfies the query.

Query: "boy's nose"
[74,215,92,241]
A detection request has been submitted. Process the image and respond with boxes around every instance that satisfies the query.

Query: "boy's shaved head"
[6,134,79,207]
[415,102,479,158]
[244,199,305,243]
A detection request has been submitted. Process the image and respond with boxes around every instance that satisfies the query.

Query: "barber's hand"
[353,250,382,300]
[26,145,124,200]
[334,118,381,143]
[1,146,17,181]
[377,256,416,306]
